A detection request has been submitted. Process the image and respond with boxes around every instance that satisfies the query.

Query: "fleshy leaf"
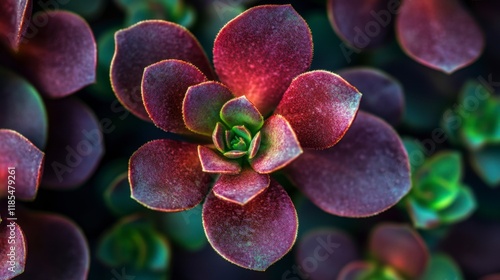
[18,11,96,98]
[407,198,440,229]
[470,145,500,187]
[420,254,464,280]
[183,81,234,136]
[198,146,241,174]
[159,205,207,251]
[42,98,104,189]
[111,20,213,121]
[338,67,404,126]
[413,176,460,211]
[396,0,484,73]
[414,151,462,186]
[213,5,312,115]
[212,122,226,153]
[16,211,89,280]
[203,180,298,271]
[249,115,302,174]
[337,261,376,280]
[275,70,361,149]
[142,59,207,134]
[213,168,270,205]
[130,139,211,212]
[0,129,44,201]
[220,96,263,133]
[0,0,31,50]
[286,112,410,217]
[0,68,47,149]
[295,229,357,280]
[104,173,144,217]
[439,186,476,223]
[223,150,247,159]
[327,0,393,49]
[0,221,26,279]
[248,132,261,159]
[370,224,428,278]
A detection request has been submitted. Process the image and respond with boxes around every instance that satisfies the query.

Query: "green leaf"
[470,144,500,187]
[414,151,462,187]
[439,185,476,223]
[419,253,463,280]
[104,173,145,216]
[407,198,440,229]
[157,205,207,251]
[413,176,460,210]
[402,137,427,172]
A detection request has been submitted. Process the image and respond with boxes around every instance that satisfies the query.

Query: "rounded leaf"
[0,0,31,50]
[0,221,26,279]
[198,145,241,174]
[220,96,264,133]
[420,254,463,280]
[213,168,270,205]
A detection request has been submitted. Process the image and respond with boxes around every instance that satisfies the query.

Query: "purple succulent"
[111,4,411,270]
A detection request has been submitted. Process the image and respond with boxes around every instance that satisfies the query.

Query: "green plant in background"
[403,140,476,229]
[443,80,500,187]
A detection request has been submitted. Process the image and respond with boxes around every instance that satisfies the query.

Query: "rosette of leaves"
[110,4,411,270]
[327,0,484,73]
[443,81,500,187]
[402,143,476,229]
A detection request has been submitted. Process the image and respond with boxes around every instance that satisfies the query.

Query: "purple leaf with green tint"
[396,0,484,73]
[220,96,263,133]
[129,139,211,212]
[327,0,394,50]
[338,67,404,126]
[0,129,44,201]
[223,150,246,159]
[248,132,261,159]
[203,180,298,271]
[0,220,26,279]
[183,81,234,136]
[295,229,358,280]
[0,67,47,149]
[18,11,96,98]
[42,97,104,189]
[275,70,361,149]
[16,211,89,280]
[213,168,270,205]
[213,5,312,115]
[212,122,227,153]
[198,145,241,174]
[0,0,31,50]
[249,115,302,174]
[370,224,428,278]
[470,144,500,187]
[286,112,410,217]
[111,20,213,121]
[142,59,207,135]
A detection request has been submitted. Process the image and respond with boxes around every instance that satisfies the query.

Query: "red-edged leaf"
[183,81,234,136]
[370,223,429,278]
[337,261,375,280]
[203,180,298,271]
[213,168,270,205]
[327,0,393,49]
[220,96,264,133]
[286,111,410,217]
[296,229,358,280]
[338,67,404,126]
[248,131,261,160]
[396,0,484,73]
[16,211,89,280]
[129,139,211,212]
[0,220,26,279]
[142,59,207,134]
[0,0,31,50]
[0,129,44,201]
[213,5,312,115]
[275,70,361,149]
[0,68,47,149]
[212,122,227,153]
[249,115,302,174]
[198,145,241,174]
[111,20,213,121]
[41,97,104,189]
[18,11,96,98]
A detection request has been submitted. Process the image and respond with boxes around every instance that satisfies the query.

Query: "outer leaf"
[0,129,44,201]
[220,96,264,133]
[213,168,270,205]
[203,180,298,271]
[420,254,464,280]
[183,81,234,136]
[198,146,241,174]
[396,0,484,73]
[0,68,47,149]
[439,186,476,223]
[327,0,393,49]
[249,115,302,174]
[18,11,96,98]
[213,5,312,115]
[337,261,376,280]
[407,198,440,229]
[0,0,31,50]
[158,205,207,251]
[338,67,404,126]
[370,224,429,278]
[142,59,207,135]
[42,98,104,189]
[275,70,361,149]
[111,20,213,121]
[470,144,500,187]
[104,173,144,216]
[129,139,211,212]
[286,112,410,217]
[0,221,26,279]
[414,151,462,186]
